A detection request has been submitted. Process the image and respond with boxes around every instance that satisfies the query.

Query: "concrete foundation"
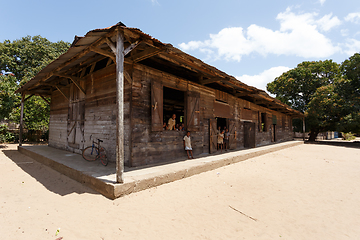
[18,140,303,199]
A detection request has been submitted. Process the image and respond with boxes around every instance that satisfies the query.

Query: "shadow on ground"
[2,148,99,197]
[305,140,360,149]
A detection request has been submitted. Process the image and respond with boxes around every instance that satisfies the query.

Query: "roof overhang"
[16,22,304,118]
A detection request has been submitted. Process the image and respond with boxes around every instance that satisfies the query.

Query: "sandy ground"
[1,143,360,240]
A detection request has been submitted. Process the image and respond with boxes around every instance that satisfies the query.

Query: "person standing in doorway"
[217,130,224,153]
[168,114,176,130]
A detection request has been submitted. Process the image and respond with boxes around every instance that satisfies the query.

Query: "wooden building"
[16,22,303,182]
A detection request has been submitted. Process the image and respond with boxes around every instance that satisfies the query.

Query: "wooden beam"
[106,58,113,66]
[116,31,125,184]
[199,77,220,85]
[55,74,86,95]
[90,46,116,62]
[24,94,34,102]
[124,70,132,85]
[157,53,200,73]
[56,86,69,100]
[23,31,116,92]
[131,47,162,63]
[19,94,25,146]
[124,40,140,56]
[234,92,249,97]
[105,37,116,54]
[39,95,51,105]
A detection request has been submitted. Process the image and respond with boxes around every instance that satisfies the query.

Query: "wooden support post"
[303,117,305,141]
[19,94,25,146]
[116,31,125,183]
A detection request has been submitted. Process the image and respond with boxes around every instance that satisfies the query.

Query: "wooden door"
[67,83,85,150]
[244,121,255,148]
[186,91,200,132]
[209,118,217,153]
[228,119,236,150]
[271,124,276,142]
[151,80,163,131]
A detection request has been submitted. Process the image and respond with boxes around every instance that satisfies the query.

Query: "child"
[217,130,224,153]
[183,131,194,159]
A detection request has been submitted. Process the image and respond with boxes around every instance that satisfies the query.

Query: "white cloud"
[236,66,291,92]
[179,8,341,62]
[341,29,349,37]
[345,12,360,24]
[316,13,341,31]
[344,39,360,56]
[150,0,160,5]
[319,0,326,6]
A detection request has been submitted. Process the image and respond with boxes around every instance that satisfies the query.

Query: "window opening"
[163,86,185,131]
[260,113,266,132]
[93,58,109,72]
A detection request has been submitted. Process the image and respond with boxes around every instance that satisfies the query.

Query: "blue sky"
[1,0,359,92]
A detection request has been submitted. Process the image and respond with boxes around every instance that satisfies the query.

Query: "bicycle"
[82,138,108,166]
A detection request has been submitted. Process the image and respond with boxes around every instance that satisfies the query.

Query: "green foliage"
[267,60,341,139]
[0,36,70,131]
[0,124,15,143]
[0,74,20,120]
[337,53,360,134]
[267,54,360,139]
[342,132,356,141]
[0,35,70,83]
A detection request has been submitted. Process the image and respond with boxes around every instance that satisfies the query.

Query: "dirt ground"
[1,142,360,240]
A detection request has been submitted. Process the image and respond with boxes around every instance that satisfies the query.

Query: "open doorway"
[163,86,185,130]
[216,117,227,132]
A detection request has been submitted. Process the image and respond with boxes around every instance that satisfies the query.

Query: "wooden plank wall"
[48,61,294,168]
[49,86,69,149]
[130,64,215,167]
[49,64,131,165]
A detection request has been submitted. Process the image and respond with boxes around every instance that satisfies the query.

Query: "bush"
[342,132,356,141]
[0,124,15,143]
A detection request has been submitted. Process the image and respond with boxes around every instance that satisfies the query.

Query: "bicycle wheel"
[97,147,108,166]
[82,146,99,161]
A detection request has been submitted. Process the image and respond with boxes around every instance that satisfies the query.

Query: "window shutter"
[186,91,200,132]
[258,111,262,132]
[228,119,237,149]
[151,80,163,131]
[209,118,217,153]
[272,115,277,125]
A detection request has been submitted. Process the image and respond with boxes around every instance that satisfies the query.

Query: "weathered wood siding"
[49,64,131,165]
[49,62,294,168]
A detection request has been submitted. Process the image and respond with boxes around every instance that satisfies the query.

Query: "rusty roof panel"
[15,22,303,117]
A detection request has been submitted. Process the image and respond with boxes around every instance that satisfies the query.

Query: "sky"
[1,0,359,93]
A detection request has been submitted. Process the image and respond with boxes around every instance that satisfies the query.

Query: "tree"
[0,36,70,132]
[267,60,341,141]
[337,53,360,134]
[0,74,20,120]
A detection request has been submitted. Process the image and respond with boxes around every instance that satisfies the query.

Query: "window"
[259,112,267,132]
[151,81,200,132]
[163,86,185,130]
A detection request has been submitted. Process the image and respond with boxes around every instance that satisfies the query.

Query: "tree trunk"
[308,131,318,141]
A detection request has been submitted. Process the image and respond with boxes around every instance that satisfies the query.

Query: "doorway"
[271,124,276,142]
[244,121,255,148]
[216,117,227,131]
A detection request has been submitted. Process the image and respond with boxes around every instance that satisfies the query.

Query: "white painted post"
[116,31,125,183]
[19,93,25,146]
